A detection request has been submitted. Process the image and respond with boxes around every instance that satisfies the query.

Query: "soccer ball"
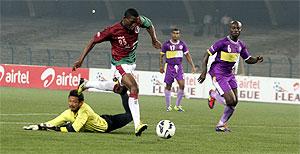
[156,120,176,139]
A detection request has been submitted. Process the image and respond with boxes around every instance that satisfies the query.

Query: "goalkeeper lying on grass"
[23,84,133,134]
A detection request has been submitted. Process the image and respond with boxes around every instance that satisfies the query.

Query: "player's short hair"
[230,20,242,27]
[172,28,180,33]
[69,90,84,102]
[124,8,139,18]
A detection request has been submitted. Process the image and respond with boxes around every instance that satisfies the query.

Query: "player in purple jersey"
[198,21,263,132]
[160,28,196,112]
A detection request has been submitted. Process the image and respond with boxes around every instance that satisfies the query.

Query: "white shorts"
[111,63,136,85]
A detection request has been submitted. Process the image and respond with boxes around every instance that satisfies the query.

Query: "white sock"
[128,97,140,130]
[85,81,115,91]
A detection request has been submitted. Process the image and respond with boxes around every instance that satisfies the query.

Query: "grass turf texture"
[0,87,299,154]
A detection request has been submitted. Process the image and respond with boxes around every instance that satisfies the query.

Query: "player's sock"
[210,90,226,105]
[175,89,184,106]
[85,80,115,91]
[128,93,140,130]
[217,105,235,126]
[164,89,171,108]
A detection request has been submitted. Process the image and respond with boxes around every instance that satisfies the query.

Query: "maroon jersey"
[92,16,152,66]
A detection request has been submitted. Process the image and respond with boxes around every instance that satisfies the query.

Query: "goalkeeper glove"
[23,123,60,131]
[23,124,39,130]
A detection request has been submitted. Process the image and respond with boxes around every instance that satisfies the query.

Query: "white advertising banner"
[89,68,299,105]
[89,68,206,98]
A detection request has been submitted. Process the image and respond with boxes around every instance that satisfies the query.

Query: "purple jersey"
[208,36,251,75]
[161,40,189,65]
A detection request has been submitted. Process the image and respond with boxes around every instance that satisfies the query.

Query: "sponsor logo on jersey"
[179,45,183,50]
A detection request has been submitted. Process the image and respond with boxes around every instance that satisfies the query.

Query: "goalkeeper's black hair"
[124,8,139,18]
[69,90,84,102]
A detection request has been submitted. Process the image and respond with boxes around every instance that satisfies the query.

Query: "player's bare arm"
[185,52,196,73]
[146,25,161,49]
[159,53,165,73]
[198,52,210,83]
[245,56,264,64]
[73,38,96,71]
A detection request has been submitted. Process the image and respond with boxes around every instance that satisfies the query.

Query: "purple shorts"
[210,73,237,95]
[164,64,184,85]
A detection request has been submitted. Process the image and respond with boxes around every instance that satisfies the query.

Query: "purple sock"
[165,89,171,108]
[211,90,226,105]
[176,89,184,106]
[217,105,235,126]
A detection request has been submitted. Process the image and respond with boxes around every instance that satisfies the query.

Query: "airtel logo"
[0,65,4,81]
[41,68,55,87]
[0,65,29,84]
[41,68,82,88]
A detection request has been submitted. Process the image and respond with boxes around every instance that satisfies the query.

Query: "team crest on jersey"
[135,26,140,33]
[179,45,183,50]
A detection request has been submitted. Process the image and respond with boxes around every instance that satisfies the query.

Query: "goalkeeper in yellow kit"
[23,86,132,133]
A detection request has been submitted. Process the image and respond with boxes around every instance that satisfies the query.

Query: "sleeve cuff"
[207,49,213,56]
[244,56,251,61]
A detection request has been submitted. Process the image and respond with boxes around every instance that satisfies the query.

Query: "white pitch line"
[0,121,299,129]
[0,113,57,116]
[0,122,33,125]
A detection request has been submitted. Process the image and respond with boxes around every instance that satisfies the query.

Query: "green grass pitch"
[0,87,299,154]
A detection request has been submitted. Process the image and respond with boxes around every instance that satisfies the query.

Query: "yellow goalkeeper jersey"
[46,103,108,133]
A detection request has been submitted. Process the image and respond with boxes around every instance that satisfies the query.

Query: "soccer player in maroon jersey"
[72,8,161,136]
[198,21,263,132]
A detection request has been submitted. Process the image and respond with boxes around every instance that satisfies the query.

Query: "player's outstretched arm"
[185,53,196,73]
[198,52,210,84]
[245,56,263,64]
[146,25,161,49]
[139,15,161,49]
[73,38,96,71]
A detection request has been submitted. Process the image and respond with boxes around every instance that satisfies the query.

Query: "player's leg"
[232,88,238,106]
[215,75,238,132]
[165,83,172,112]
[215,91,236,132]
[164,65,174,112]
[174,64,185,112]
[208,76,226,109]
[209,89,226,105]
[222,76,239,121]
[111,64,147,136]
[120,91,131,114]
[217,78,239,130]
[174,79,185,112]
[77,78,116,94]
[121,73,147,136]
[207,89,216,109]
[100,92,132,133]
[103,93,133,132]
[103,113,132,133]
